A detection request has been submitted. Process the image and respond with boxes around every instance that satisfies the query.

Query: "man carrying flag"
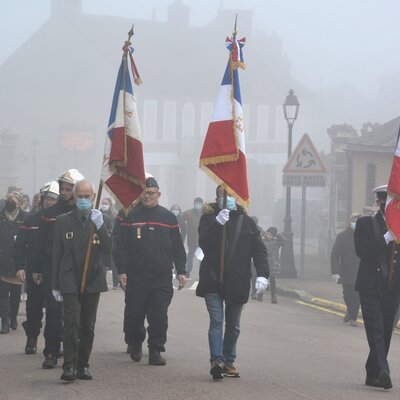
[354,129,400,390]
[196,23,269,380]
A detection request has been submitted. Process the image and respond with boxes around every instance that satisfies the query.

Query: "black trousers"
[0,280,22,321]
[62,293,100,371]
[342,283,360,320]
[22,274,45,338]
[125,276,173,352]
[359,290,400,379]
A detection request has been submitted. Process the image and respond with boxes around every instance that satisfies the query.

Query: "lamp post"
[280,89,300,278]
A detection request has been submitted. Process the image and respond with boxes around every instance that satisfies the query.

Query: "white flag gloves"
[331,274,340,284]
[384,231,394,244]
[52,289,63,302]
[216,209,230,225]
[91,209,104,230]
[255,276,269,295]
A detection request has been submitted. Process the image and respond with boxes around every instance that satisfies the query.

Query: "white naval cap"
[372,184,387,193]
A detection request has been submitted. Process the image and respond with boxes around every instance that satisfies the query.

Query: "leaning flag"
[199,31,249,207]
[101,35,146,209]
[386,126,400,243]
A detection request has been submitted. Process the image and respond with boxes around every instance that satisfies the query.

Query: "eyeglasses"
[144,191,159,198]
[76,194,92,199]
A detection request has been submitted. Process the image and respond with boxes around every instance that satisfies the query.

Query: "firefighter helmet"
[58,169,85,185]
[40,180,60,199]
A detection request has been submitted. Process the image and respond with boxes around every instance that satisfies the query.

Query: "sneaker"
[210,359,224,380]
[42,354,58,369]
[223,363,240,378]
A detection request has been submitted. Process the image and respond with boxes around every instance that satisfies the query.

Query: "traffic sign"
[282,133,326,187]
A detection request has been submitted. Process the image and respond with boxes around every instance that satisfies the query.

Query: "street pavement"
[2,271,400,400]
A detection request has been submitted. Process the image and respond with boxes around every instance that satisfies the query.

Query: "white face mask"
[194,203,202,210]
[350,222,356,230]
[171,209,180,216]
[100,204,110,212]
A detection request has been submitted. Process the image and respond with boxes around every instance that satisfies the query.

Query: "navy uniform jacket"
[52,208,111,295]
[354,212,400,296]
[115,204,186,278]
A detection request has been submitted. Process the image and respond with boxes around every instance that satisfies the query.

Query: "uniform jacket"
[0,209,27,277]
[13,208,43,273]
[32,201,75,276]
[196,203,269,304]
[354,212,400,295]
[330,227,360,285]
[181,208,202,248]
[115,204,186,278]
[52,208,111,295]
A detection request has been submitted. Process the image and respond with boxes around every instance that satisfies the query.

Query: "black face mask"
[5,200,17,213]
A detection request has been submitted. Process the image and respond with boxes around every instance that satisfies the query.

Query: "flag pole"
[80,24,135,293]
[218,16,237,287]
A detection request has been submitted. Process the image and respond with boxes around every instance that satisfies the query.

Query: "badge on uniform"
[92,233,100,245]
[136,227,141,239]
[66,232,73,239]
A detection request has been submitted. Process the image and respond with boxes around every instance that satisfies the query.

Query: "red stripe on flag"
[388,155,400,194]
[109,127,125,164]
[105,174,143,209]
[200,120,237,159]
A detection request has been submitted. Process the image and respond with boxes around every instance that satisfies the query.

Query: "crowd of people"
[0,172,398,391]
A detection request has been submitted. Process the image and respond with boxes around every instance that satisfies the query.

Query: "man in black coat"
[52,179,111,381]
[115,177,187,366]
[331,213,361,326]
[196,185,269,380]
[14,181,59,354]
[354,185,400,390]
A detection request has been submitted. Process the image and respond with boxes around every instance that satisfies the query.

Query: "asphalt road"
[1,284,400,400]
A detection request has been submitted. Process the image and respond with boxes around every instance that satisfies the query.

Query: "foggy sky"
[2,0,400,101]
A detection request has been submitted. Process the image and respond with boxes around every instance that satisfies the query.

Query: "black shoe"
[42,354,57,369]
[25,337,38,355]
[0,318,10,334]
[343,313,350,323]
[10,318,17,330]
[210,360,224,380]
[129,342,142,362]
[60,368,76,382]
[149,349,166,366]
[126,344,132,354]
[378,370,392,390]
[365,377,381,387]
[271,296,278,304]
[77,367,92,380]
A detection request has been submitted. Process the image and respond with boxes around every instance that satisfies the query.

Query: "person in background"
[22,194,31,213]
[170,204,185,241]
[196,186,269,380]
[0,191,27,333]
[30,192,42,214]
[263,227,286,304]
[181,197,204,279]
[331,213,362,326]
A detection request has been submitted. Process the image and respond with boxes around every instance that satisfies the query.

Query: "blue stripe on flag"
[220,62,242,106]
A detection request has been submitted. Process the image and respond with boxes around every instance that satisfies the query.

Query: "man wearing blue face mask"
[181,197,204,279]
[331,213,362,327]
[52,179,111,382]
[196,185,269,380]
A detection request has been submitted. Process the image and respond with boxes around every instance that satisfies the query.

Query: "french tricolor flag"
[199,35,249,207]
[386,126,400,242]
[101,44,146,209]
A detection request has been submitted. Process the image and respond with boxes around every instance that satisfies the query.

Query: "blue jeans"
[204,293,243,364]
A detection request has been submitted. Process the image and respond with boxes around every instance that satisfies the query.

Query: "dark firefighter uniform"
[32,201,74,361]
[115,203,186,354]
[13,208,45,350]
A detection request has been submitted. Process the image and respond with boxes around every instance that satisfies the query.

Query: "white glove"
[216,209,230,225]
[384,231,394,244]
[255,276,268,295]
[331,274,340,284]
[52,289,63,302]
[91,209,104,230]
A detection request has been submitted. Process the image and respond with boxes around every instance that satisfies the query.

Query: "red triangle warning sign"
[283,134,327,174]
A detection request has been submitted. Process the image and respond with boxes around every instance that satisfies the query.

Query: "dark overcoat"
[196,203,269,304]
[52,208,111,295]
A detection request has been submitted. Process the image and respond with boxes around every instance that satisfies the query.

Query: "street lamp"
[280,89,300,278]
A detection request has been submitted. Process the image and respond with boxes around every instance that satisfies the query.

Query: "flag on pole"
[101,33,146,209]
[386,127,400,242]
[199,29,249,207]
